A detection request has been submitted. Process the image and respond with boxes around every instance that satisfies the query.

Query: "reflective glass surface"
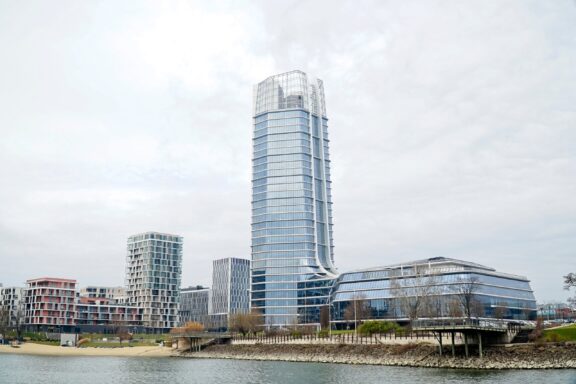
[251,71,337,326]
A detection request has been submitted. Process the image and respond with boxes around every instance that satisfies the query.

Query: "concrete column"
[438,332,443,356]
[478,332,483,359]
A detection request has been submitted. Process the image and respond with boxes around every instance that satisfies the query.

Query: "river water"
[0,355,575,384]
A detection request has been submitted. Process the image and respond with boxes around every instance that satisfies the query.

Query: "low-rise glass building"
[330,257,537,329]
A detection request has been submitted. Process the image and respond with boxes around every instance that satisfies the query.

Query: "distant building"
[210,258,250,329]
[0,286,24,327]
[80,286,125,301]
[126,232,183,331]
[330,257,537,329]
[24,278,77,332]
[538,302,573,322]
[76,297,143,332]
[179,286,211,326]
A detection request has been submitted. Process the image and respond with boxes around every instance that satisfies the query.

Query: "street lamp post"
[354,290,358,338]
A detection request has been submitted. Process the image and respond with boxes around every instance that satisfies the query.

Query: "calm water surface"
[1,355,575,384]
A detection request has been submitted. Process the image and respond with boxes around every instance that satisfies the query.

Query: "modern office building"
[211,258,250,316]
[0,286,24,327]
[179,286,211,326]
[80,286,125,301]
[251,70,338,326]
[24,278,77,332]
[330,257,537,328]
[126,232,183,331]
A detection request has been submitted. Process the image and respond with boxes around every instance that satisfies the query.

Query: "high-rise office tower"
[210,257,250,328]
[251,70,338,327]
[126,232,183,331]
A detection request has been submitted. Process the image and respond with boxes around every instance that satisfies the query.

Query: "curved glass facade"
[251,71,337,327]
[330,257,537,328]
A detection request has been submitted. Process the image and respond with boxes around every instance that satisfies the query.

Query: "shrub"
[290,330,302,338]
[317,329,329,338]
[358,321,400,336]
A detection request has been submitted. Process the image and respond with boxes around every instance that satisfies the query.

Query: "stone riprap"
[181,343,576,369]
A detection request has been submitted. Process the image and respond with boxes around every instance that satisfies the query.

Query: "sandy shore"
[0,343,173,357]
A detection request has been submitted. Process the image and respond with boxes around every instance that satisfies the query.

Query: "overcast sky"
[0,0,574,302]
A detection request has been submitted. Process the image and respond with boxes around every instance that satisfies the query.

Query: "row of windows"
[254,110,308,123]
[252,283,297,292]
[252,197,314,209]
[251,266,319,275]
[338,271,532,291]
[252,290,298,299]
[252,242,315,252]
[252,274,308,284]
[253,189,314,201]
[252,219,314,230]
[252,250,317,260]
[252,299,299,307]
[253,175,313,187]
[252,257,317,269]
[254,146,311,159]
[252,212,315,223]
[254,126,309,139]
[253,139,311,153]
[252,281,334,293]
[252,226,315,237]
[333,284,535,301]
[252,234,315,245]
[253,153,311,166]
[252,182,312,194]
[253,160,311,173]
[257,117,309,128]
[253,132,310,145]
[254,167,311,180]
[252,205,313,216]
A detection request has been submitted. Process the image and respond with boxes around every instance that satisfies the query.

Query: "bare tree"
[343,293,370,330]
[565,273,576,307]
[493,303,507,320]
[452,276,482,319]
[229,310,262,336]
[564,273,576,289]
[13,302,25,340]
[319,305,330,330]
[447,298,463,318]
[391,268,439,322]
[0,307,10,342]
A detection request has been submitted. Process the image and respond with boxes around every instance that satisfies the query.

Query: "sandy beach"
[0,343,174,357]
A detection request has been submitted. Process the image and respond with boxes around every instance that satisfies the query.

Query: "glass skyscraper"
[251,70,338,327]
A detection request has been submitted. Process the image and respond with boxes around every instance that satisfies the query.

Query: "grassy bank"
[543,324,576,342]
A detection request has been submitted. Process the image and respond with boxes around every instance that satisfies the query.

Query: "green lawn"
[28,340,60,346]
[543,324,576,342]
[79,341,157,348]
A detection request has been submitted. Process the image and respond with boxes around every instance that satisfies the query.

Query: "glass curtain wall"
[251,71,338,327]
[330,257,537,328]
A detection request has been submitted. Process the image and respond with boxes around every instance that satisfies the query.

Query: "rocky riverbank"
[182,343,576,369]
